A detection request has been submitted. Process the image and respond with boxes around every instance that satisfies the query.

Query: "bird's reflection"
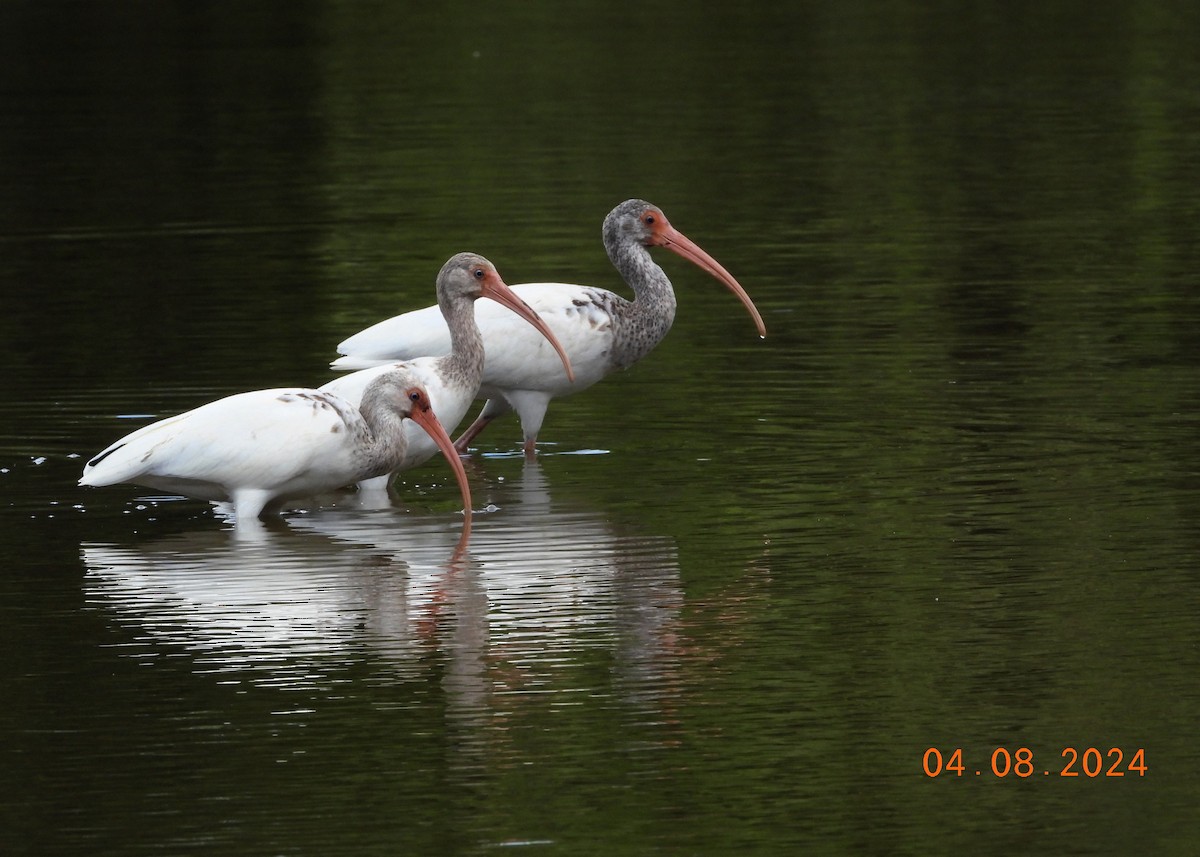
[82,461,684,714]
[83,523,445,689]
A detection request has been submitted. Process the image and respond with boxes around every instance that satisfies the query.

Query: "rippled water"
[4,2,1200,855]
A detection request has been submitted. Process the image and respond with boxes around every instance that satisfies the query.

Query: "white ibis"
[331,199,766,455]
[319,252,575,489]
[79,368,474,535]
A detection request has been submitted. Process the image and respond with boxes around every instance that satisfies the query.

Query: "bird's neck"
[606,239,677,367]
[356,389,411,479]
[436,296,486,389]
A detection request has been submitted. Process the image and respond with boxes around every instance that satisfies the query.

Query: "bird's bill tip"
[658,225,767,338]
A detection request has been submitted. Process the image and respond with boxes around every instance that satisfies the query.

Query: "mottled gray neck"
[356,385,413,479]
[435,291,486,390]
[604,224,678,368]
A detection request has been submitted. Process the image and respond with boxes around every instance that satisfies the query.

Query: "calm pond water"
[3,2,1200,854]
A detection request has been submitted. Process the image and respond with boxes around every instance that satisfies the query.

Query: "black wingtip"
[86,443,125,469]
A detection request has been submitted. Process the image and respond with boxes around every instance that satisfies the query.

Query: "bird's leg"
[453,398,512,453]
[499,390,550,459]
[453,413,494,453]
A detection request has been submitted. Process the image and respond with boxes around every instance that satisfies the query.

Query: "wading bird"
[79,368,473,535]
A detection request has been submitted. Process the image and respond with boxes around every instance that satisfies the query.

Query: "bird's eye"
[473,267,485,279]
[408,391,421,402]
[644,214,656,226]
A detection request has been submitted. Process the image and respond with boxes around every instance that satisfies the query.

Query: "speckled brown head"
[438,253,576,381]
[605,200,766,338]
[368,370,474,539]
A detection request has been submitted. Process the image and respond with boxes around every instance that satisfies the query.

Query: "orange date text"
[922,747,1147,778]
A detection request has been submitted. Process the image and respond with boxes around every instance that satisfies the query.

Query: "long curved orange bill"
[406,396,473,543]
[481,272,576,382]
[657,224,767,339]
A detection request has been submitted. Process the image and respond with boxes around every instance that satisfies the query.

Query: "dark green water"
[3,2,1199,854]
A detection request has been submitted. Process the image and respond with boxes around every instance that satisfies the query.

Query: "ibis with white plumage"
[79,368,473,535]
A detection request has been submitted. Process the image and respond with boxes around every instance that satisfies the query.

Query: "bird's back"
[80,389,368,501]
[332,303,451,369]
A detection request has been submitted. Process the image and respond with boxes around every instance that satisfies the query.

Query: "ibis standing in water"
[79,368,474,535]
[319,252,575,489]
[331,199,766,455]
